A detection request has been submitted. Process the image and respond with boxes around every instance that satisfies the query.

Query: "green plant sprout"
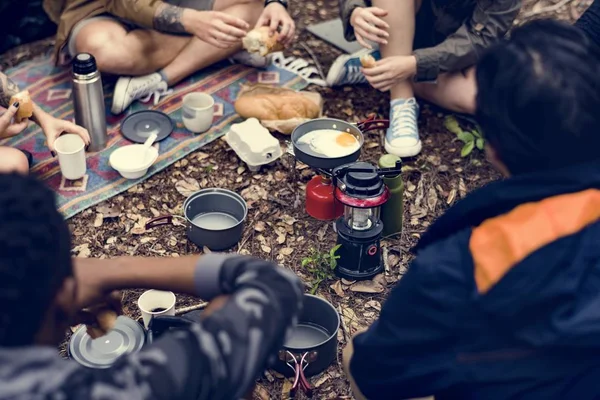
[301,244,341,294]
[444,115,485,157]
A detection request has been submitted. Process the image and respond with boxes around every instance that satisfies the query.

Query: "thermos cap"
[72,53,98,75]
[378,154,402,169]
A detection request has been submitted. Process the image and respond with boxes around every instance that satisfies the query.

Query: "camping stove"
[305,169,344,221]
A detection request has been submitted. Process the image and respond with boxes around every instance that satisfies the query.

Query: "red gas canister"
[305,175,344,221]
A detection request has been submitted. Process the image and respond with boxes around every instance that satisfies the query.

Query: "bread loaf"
[235,91,320,121]
[243,27,284,56]
[86,310,118,339]
[9,90,33,122]
[360,54,376,68]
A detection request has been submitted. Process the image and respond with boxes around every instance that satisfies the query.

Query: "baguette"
[9,90,33,122]
[360,54,377,69]
[243,27,285,56]
[235,92,320,121]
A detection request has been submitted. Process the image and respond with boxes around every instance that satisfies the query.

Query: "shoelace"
[389,101,418,138]
[344,64,366,85]
[139,83,173,106]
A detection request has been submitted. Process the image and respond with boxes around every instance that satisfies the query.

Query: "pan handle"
[145,215,174,230]
[357,114,389,133]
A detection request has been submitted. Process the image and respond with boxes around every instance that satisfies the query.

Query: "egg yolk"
[336,132,357,147]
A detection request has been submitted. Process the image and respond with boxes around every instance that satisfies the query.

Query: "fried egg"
[298,129,360,158]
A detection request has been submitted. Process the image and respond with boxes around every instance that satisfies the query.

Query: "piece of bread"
[360,54,376,69]
[243,27,284,56]
[86,310,118,339]
[9,90,33,122]
[235,91,320,121]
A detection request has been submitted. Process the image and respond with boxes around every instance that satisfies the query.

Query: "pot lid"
[69,316,146,369]
[121,110,173,143]
[334,162,385,198]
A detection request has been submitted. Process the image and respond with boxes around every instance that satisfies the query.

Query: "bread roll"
[86,310,118,339]
[360,54,376,69]
[9,90,33,122]
[235,92,320,121]
[243,27,284,56]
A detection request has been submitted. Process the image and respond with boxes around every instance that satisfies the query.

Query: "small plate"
[121,110,174,143]
[69,316,146,369]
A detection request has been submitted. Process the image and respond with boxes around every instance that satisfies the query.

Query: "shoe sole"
[385,139,423,158]
[111,77,132,115]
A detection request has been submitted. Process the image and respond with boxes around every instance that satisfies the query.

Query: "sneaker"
[326,49,380,87]
[230,51,269,68]
[111,73,169,115]
[384,98,422,157]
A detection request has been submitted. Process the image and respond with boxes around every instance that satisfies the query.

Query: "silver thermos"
[72,53,107,152]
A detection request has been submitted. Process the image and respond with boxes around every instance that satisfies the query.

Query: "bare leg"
[413,67,477,115]
[75,20,190,76]
[372,0,418,100]
[161,0,263,85]
[0,147,29,174]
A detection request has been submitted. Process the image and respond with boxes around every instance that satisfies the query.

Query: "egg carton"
[224,118,283,172]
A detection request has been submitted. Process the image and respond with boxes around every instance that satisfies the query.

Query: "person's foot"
[230,51,270,68]
[326,49,380,87]
[385,98,422,157]
[111,73,169,115]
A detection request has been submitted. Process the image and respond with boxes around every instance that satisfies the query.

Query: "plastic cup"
[54,134,86,180]
[137,290,176,329]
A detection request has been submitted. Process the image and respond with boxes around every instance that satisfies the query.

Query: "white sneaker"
[384,98,422,157]
[111,73,170,115]
[230,51,270,68]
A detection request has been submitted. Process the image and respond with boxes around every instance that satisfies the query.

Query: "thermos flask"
[72,53,107,152]
[378,154,404,237]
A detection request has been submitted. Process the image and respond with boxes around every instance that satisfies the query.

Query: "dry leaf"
[314,374,330,388]
[277,232,286,244]
[447,187,457,205]
[196,152,209,161]
[106,237,117,244]
[365,141,379,149]
[93,213,104,228]
[365,300,382,311]
[280,247,294,256]
[96,204,121,219]
[283,215,297,226]
[341,278,356,286]
[282,380,293,399]
[387,253,400,269]
[237,166,246,175]
[253,384,270,400]
[175,178,200,197]
[261,245,272,253]
[350,280,384,294]
[255,221,266,232]
[330,280,345,297]
[317,224,328,241]
[427,187,438,212]
[459,178,467,198]
[73,243,91,258]
[340,306,359,329]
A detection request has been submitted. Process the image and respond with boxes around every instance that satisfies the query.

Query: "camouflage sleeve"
[412,0,521,81]
[63,255,304,400]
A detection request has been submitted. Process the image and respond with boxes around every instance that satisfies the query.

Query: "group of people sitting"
[1,0,600,398]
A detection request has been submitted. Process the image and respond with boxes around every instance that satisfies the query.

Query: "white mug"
[182,93,215,133]
[54,134,86,180]
[137,290,176,329]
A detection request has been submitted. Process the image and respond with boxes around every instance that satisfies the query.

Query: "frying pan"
[291,115,389,170]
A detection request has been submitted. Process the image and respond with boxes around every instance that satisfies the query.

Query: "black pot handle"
[145,215,174,230]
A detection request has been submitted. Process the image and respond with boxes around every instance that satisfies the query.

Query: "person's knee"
[75,26,135,72]
[454,91,477,115]
[0,148,29,175]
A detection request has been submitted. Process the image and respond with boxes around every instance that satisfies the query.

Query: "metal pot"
[291,116,389,170]
[146,188,248,251]
[273,294,341,398]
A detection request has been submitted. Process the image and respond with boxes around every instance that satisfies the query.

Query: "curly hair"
[0,173,72,346]
[476,19,600,175]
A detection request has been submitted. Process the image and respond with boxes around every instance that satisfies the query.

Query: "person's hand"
[350,7,389,49]
[39,115,90,153]
[363,56,417,92]
[256,3,295,46]
[0,103,29,139]
[183,9,249,48]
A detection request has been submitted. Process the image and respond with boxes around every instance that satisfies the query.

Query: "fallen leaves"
[72,243,91,258]
[350,279,384,294]
[175,178,200,197]
[330,280,345,297]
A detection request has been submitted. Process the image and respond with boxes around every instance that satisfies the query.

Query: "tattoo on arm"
[153,3,186,34]
[0,72,19,109]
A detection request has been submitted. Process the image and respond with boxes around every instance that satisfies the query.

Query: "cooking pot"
[146,188,248,251]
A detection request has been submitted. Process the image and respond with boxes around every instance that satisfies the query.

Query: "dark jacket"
[349,161,600,399]
[340,0,521,81]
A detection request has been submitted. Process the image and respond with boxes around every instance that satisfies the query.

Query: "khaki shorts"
[65,0,216,60]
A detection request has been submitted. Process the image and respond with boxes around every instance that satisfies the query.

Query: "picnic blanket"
[3,55,308,219]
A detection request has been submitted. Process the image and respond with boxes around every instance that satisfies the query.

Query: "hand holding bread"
[9,90,33,123]
[243,27,284,56]
[360,54,377,69]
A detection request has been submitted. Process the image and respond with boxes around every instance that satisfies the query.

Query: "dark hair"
[475,19,600,175]
[0,174,72,346]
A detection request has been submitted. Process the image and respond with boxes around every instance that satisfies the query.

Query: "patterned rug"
[4,56,308,219]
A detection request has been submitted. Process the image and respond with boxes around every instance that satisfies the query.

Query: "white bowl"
[109,144,159,179]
